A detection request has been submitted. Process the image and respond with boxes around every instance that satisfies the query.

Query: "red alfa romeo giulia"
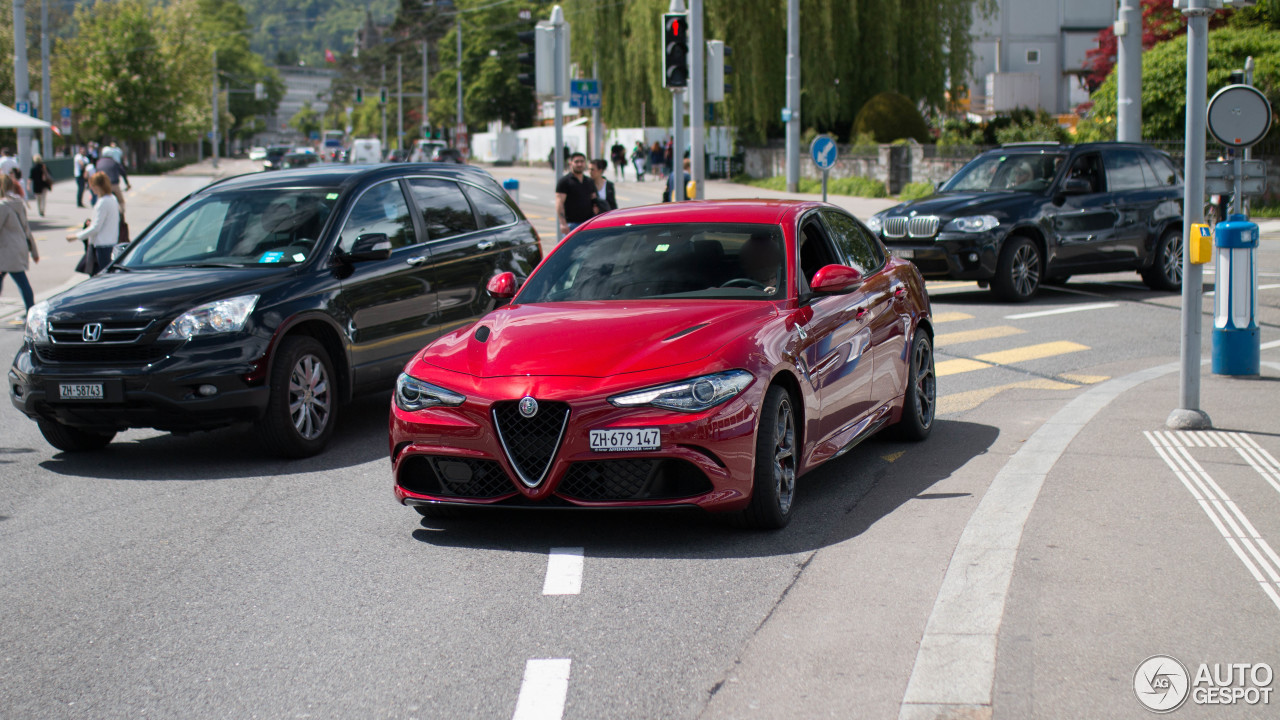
[389,200,935,528]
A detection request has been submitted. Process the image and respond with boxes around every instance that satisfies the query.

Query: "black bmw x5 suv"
[867,142,1184,301]
[10,164,542,457]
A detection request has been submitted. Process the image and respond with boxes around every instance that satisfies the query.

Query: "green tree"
[290,101,322,138]
[193,0,285,141]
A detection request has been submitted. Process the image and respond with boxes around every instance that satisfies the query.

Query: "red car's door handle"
[894,286,906,299]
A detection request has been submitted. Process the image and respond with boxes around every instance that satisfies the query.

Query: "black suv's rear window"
[120,188,339,269]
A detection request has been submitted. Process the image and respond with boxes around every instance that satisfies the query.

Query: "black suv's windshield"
[119,187,339,269]
[517,223,787,302]
[943,152,1066,193]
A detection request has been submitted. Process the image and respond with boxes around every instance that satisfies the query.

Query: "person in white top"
[102,142,124,163]
[67,171,120,275]
[0,147,17,177]
[73,146,90,207]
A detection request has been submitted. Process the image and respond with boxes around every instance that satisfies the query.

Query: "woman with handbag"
[66,172,119,275]
[30,154,53,217]
[0,174,40,324]
[589,159,617,216]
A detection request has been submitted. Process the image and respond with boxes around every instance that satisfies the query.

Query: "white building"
[967,0,1114,116]
[260,66,337,145]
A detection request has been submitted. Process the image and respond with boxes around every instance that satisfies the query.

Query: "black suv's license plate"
[50,379,121,402]
[59,382,104,400]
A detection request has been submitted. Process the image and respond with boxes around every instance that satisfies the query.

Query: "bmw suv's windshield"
[517,223,787,302]
[119,187,339,269]
[943,152,1066,193]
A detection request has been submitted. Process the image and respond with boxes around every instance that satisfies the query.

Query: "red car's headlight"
[395,373,466,412]
[608,370,754,413]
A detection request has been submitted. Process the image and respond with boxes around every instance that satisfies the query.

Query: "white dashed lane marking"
[512,658,572,720]
[542,547,584,595]
[1004,302,1118,319]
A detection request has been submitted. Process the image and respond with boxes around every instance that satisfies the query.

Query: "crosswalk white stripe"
[542,547,584,596]
[1003,302,1118,319]
[512,659,572,720]
[1235,445,1280,495]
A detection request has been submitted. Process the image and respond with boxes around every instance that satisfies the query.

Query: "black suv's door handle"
[406,255,427,266]
[477,240,496,251]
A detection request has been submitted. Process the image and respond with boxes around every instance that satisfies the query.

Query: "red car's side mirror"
[809,264,863,295]
[487,271,517,299]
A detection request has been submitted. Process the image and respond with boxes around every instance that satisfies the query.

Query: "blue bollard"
[502,178,520,205]
[1212,213,1260,376]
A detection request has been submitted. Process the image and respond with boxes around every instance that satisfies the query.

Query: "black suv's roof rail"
[1000,141,1063,148]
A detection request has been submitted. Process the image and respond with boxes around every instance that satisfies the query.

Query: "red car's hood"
[418,301,777,378]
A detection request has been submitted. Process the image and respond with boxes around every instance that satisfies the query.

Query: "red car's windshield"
[516,223,787,303]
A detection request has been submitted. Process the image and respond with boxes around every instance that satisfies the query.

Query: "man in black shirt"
[555,151,594,235]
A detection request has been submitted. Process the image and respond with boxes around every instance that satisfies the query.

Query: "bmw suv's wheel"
[738,385,797,530]
[993,236,1042,302]
[1141,228,1183,292]
[36,419,115,452]
[258,336,337,458]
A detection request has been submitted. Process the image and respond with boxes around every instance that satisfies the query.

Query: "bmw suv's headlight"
[158,295,258,340]
[395,374,466,412]
[864,215,883,234]
[24,300,50,343]
[943,215,1000,233]
[608,370,754,412]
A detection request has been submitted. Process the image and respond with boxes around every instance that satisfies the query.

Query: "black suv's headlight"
[24,300,49,343]
[865,215,883,234]
[943,215,1000,233]
[608,370,754,412]
[395,374,466,412]
[158,295,258,340]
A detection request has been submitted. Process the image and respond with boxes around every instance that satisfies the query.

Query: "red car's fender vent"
[492,400,571,488]
[558,459,713,502]
[398,456,513,499]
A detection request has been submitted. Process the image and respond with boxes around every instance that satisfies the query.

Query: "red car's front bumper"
[390,372,764,513]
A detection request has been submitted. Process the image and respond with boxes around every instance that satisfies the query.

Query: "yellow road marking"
[936,358,993,376]
[935,325,1024,347]
[931,312,974,324]
[1059,373,1110,384]
[928,281,978,290]
[938,378,1078,414]
[974,341,1089,365]
[882,451,906,463]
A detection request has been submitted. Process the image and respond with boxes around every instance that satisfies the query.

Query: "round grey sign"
[1207,84,1272,148]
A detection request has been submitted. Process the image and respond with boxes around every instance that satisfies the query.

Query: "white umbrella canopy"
[0,102,54,129]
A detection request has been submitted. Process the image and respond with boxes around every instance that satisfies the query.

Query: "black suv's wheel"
[258,336,337,458]
[887,331,936,441]
[738,385,798,530]
[36,419,115,452]
[992,236,1042,302]
[1141,228,1183,292]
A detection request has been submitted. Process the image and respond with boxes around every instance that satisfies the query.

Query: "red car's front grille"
[558,459,713,502]
[492,400,570,488]
[397,456,513,499]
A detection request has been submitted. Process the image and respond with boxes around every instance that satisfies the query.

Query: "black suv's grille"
[48,319,154,344]
[39,319,166,366]
[492,400,570,488]
[36,344,172,365]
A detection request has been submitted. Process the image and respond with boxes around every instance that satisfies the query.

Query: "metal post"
[381,64,387,153]
[552,5,566,242]
[1168,0,1213,430]
[592,59,602,159]
[456,13,464,144]
[397,54,404,153]
[422,41,429,140]
[1244,57,1255,169]
[1116,0,1142,142]
[785,0,800,193]
[673,90,685,201]
[690,0,704,198]
[12,0,31,183]
[41,0,52,159]
[212,49,219,169]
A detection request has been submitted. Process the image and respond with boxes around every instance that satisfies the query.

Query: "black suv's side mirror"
[347,233,393,262]
[1059,178,1092,195]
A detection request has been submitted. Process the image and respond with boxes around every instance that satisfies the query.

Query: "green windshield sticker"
[326,192,339,200]
[655,244,670,252]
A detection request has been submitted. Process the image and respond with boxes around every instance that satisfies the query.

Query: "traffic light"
[379,87,388,104]
[518,30,538,89]
[706,40,733,102]
[517,24,556,95]
[663,12,688,88]
[254,82,265,101]
[355,87,363,104]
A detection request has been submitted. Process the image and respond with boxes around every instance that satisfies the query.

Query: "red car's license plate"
[589,428,660,452]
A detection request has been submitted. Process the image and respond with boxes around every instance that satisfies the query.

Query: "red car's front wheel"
[739,385,797,530]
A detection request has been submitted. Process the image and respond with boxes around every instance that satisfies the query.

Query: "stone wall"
[742,143,986,193]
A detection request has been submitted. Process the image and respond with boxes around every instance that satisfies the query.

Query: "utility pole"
[1168,0,1213,431]
[785,0,800,193]
[13,0,32,183]
[422,40,429,140]
[592,59,602,159]
[41,0,51,159]
[689,0,704,198]
[381,64,388,152]
[1116,0,1142,141]
[456,13,464,151]
[552,5,567,241]
[397,54,404,152]
[212,48,219,169]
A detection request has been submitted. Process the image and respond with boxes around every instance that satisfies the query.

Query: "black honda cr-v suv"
[866,142,1184,301]
[10,164,542,457]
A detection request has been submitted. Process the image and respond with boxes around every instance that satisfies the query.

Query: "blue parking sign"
[61,107,72,119]
[15,101,30,115]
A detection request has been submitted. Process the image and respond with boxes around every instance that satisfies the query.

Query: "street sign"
[780,107,792,123]
[1207,84,1272,148]
[60,118,72,135]
[60,107,71,119]
[1205,159,1268,196]
[15,101,29,115]
[810,135,838,171]
[569,79,601,109]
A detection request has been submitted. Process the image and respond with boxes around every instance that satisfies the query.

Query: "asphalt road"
[2,162,1279,718]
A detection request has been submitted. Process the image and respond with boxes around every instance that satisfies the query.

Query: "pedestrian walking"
[610,141,627,182]
[589,159,617,216]
[555,152,595,235]
[649,141,664,179]
[93,154,131,214]
[73,146,91,207]
[0,174,40,323]
[631,141,647,182]
[662,157,693,203]
[67,171,120,275]
[0,147,17,177]
[102,141,124,163]
[30,154,53,217]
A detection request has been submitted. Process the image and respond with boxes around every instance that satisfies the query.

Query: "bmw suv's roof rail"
[999,141,1062,148]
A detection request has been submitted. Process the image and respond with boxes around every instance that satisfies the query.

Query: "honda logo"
[82,323,103,342]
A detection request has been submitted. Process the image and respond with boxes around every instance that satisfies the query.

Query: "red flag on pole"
[325,49,337,63]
